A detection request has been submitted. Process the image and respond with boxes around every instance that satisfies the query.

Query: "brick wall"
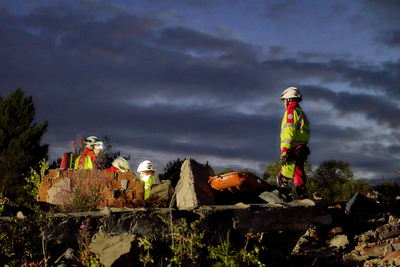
[38,169,145,208]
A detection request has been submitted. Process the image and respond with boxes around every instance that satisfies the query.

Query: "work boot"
[295,185,309,200]
[276,175,293,202]
[278,182,293,202]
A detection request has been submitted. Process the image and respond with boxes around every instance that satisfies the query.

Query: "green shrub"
[55,171,102,213]
[373,181,400,203]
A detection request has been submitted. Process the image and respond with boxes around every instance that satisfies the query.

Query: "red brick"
[37,195,48,202]
[44,169,58,178]
[41,178,52,187]
[97,179,109,189]
[127,180,144,190]
[117,172,136,180]
[39,186,50,196]
[125,190,134,199]
[100,189,114,199]
[125,199,144,208]
[129,189,144,199]
[90,170,110,180]
[107,199,126,208]
[98,199,107,208]
[51,178,62,186]
[100,171,116,180]
[108,180,122,189]
[114,190,135,199]
[59,169,75,178]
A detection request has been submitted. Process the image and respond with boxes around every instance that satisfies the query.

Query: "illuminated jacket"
[280,101,310,156]
[104,165,119,172]
[74,148,96,170]
[141,173,160,200]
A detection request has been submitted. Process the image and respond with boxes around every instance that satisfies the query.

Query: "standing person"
[277,87,310,200]
[137,160,160,200]
[105,157,130,172]
[74,136,103,170]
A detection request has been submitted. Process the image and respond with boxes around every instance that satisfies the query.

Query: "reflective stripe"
[281,103,310,151]
[283,139,304,147]
[282,123,310,134]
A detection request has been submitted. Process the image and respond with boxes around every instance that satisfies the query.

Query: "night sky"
[1,0,400,180]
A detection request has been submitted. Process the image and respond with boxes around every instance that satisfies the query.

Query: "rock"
[175,158,215,209]
[381,250,400,266]
[63,247,75,260]
[150,179,174,198]
[16,211,25,219]
[47,178,73,204]
[259,190,283,204]
[90,231,137,267]
[291,226,320,255]
[101,206,111,214]
[327,226,343,238]
[327,234,349,249]
[346,192,389,217]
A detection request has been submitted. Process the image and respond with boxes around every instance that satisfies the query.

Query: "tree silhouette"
[307,160,354,203]
[159,158,186,188]
[0,88,48,199]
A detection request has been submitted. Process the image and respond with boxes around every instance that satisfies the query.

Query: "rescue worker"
[105,157,130,172]
[137,160,160,200]
[74,136,103,170]
[277,87,310,200]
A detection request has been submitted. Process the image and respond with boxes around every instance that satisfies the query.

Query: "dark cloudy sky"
[1,0,400,180]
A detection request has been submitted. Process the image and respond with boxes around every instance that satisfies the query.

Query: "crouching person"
[137,160,160,200]
[105,157,130,172]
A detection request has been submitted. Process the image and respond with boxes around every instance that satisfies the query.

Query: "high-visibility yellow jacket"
[74,148,96,170]
[141,173,160,199]
[280,101,310,156]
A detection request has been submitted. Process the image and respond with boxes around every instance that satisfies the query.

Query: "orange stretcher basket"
[208,171,271,194]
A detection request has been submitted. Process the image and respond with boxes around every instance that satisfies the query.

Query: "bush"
[54,171,103,213]
[0,88,48,199]
[373,181,400,203]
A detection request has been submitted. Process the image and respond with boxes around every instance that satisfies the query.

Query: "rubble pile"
[288,194,400,267]
[2,158,400,266]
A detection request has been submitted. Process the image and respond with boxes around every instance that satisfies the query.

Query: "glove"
[278,155,288,166]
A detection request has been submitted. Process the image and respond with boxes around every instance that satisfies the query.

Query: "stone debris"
[175,158,215,209]
[89,231,137,267]
[3,158,400,266]
[289,195,400,266]
[150,179,174,199]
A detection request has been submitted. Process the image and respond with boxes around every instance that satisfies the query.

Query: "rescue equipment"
[208,171,271,194]
[60,152,74,169]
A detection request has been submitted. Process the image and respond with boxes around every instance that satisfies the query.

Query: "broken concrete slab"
[150,179,174,199]
[381,250,400,266]
[90,231,137,267]
[259,190,283,204]
[47,178,72,204]
[175,158,215,209]
[346,192,389,217]
[327,234,350,249]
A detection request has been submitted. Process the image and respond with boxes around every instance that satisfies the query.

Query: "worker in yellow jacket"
[277,87,310,200]
[137,160,160,200]
[75,136,103,170]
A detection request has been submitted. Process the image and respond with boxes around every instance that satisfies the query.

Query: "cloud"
[1,0,400,180]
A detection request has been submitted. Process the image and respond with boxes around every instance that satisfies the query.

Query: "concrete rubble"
[2,158,400,266]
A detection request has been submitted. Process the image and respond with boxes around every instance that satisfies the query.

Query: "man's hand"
[278,155,288,166]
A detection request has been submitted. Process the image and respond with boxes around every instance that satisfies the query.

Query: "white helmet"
[137,160,156,173]
[280,87,302,101]
[112,157,130,172]
[85,136,103,148]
